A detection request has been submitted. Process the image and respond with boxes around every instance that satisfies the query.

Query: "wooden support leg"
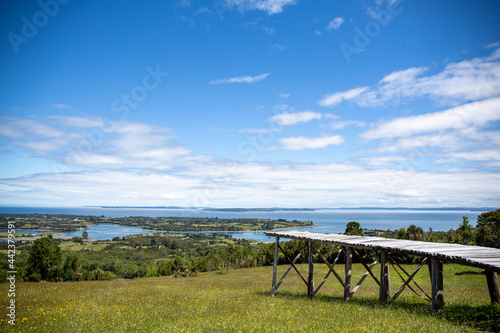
[308,242,315,298]
[485,270,500,304]
[344,246,352,301]
[379,250,390,305]
[431,259,444,314]
[271,237,279,296]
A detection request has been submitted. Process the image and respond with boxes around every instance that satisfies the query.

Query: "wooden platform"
[265,231,500,312]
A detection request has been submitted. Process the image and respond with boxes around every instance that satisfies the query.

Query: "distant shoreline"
[84,206,493,212]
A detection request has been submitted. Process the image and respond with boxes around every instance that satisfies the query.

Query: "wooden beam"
[344,246,353,301]
[274,247,305,294]
[312,245,344,287]
[308,242,315,298]
[485,270,500,304]
[278,244,308,287]
[350,260,378,298]
[379,250,390,305]
[353,249,380,286]
[271,237,279,296]
[431,259,444,314]
[310,247,344,298]
[387,257,428,305]
[389,255,431,302]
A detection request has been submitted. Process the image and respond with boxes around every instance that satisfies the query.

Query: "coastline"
[0,224,318,242]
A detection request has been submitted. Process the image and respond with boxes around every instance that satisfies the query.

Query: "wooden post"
[271,237,279,296]
[485,270,500,304]
[308,241,315,298]
[379,250,390,305]
[344,246,352,301]
[431,259,444,313]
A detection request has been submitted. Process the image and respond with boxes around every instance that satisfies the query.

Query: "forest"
[0,209,498,283]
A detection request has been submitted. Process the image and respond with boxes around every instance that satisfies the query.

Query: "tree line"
[1,209,498,282]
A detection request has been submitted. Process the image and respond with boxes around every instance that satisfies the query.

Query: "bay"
[0,207,487,242]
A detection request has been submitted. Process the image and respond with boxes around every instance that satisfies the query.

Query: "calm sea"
[0,207,488,242]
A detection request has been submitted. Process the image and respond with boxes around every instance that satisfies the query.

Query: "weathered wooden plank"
[379,251,390,305]
[271,237,279,296]
[308,242,315,298]
[486,270,500,304]
[265,230,500,313]
[265,231,500,273]
[344,246,353,301]
[431,259,444,314]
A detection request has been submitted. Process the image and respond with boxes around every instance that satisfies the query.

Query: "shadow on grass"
[255,290,500,332]
[454,270,485,276]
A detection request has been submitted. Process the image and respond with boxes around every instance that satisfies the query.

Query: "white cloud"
[49,116,105,128]
[318,87,368,107]
[50,103,74,109]
[0,116,207,170]
[326,120,365,130]
[209,73,270,84]
[237,128,271,134]
[194,7,211,14]
[361,97,500,140]
[327,17,344,30]
[270,111,326,126]
[319,47,500,108]
[277,92,290,98]
[262,26,275,35]
[270,43,287,52]
[224,0,296,14]
[0,116,65,139]
[279,135,344,150]
[356,97,500,171]
[2,159,499,208]
[2,114,498,208]
[435,148,500,164]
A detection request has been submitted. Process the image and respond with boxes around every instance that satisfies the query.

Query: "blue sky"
[1,0,500,208]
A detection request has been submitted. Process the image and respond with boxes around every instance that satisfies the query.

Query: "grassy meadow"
[1,263,499,332]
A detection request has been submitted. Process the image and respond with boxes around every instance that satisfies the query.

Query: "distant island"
[203,208,316,212]
[89,206,494,212]
[0,214,313,235]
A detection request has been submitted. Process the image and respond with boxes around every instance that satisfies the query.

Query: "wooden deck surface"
[265,231,500,273]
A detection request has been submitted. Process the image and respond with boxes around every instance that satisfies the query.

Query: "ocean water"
[0,207,487,242]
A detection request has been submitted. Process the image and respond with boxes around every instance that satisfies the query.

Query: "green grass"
[58,241,111,251]
[1,263,498,332]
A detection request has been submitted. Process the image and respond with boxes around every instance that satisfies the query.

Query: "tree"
[63,255,82,281]
[82,231,89,238]
[345,221,363,236]
[25,237,63,282]
[453,216,474,245]
[406,224,424,241]
[475,209,500,248]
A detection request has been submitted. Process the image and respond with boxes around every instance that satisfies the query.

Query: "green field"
[1,263,498,332]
